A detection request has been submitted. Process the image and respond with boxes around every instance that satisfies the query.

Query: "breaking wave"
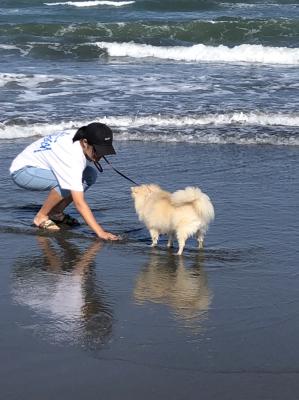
[1,112,298,145]
[97,42,299,65]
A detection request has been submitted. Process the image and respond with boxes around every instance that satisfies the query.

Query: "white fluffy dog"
[131,184,215,255]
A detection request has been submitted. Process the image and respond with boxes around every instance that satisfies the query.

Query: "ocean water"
[0,0,298,145]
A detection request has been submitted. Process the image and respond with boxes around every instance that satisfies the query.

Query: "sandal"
[38,219,60,231]
[51,213,80,227]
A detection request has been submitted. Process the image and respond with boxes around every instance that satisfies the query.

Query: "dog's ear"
[131,187,137,194]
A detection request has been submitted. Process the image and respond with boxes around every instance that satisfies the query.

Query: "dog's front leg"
[176,233,187,256]
[197,230,204,249]
[149,229,159,247]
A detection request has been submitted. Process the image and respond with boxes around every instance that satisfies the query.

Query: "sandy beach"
[1,139,299,399]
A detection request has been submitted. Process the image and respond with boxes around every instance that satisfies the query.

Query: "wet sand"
[1,139,299,399]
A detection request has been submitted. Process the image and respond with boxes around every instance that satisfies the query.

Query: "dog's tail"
[171,186,215,225]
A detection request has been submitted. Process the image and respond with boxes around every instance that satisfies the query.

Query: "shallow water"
[1,140,299,398]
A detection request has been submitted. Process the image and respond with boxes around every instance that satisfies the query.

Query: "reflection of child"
[10,122,119,240]
[11,237,112,347]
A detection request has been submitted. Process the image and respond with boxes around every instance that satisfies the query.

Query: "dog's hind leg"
[167,233,174,248]
[149,229,159,247]
[197,230,204,249]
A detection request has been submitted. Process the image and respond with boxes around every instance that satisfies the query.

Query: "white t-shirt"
[10,132,87,192]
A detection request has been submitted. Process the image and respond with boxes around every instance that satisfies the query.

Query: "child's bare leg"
[49,195,73,220]
[33,188,64,229]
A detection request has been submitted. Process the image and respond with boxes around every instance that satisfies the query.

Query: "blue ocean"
[0,0,298,144]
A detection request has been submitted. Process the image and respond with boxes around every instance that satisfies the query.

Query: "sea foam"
[45,1,135,7]
[96,42,299,65]
[0,73,58,88]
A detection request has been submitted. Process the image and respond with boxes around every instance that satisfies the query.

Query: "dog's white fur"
[131,184,215,255]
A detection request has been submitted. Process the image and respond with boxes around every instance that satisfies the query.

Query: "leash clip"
[94,161,103,173]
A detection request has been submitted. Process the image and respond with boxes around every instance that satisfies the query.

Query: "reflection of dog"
[134,253,212,326]
[131,184,215,255]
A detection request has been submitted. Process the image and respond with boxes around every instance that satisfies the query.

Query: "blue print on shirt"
[34,132,66,152]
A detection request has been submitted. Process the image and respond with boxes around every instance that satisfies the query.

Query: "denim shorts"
[11,165,97,198]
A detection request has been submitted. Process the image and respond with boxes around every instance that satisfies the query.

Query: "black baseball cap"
[83,122,116,157]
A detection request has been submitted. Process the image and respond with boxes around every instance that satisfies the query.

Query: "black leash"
[94,156,139,186]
